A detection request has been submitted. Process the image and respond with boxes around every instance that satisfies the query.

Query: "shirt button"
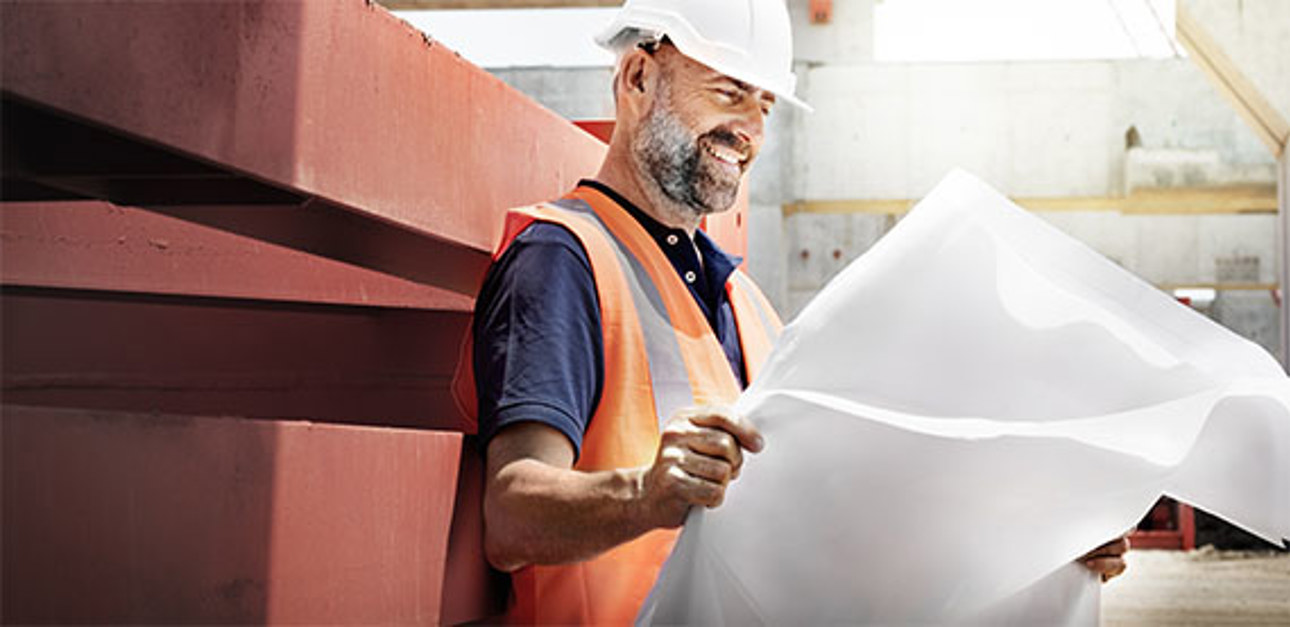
[684,271,697,283]
[666,234,679,246]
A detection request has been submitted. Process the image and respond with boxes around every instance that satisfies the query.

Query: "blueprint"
[638,170,1290,625]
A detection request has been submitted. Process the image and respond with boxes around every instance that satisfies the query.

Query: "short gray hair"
[608,28,669,103]
[603,26,663,57]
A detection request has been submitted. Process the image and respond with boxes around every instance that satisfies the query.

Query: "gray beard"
[632,100,743,221]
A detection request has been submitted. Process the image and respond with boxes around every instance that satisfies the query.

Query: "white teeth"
[704,144,742,166]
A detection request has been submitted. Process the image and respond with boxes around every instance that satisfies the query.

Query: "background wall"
[489,0,1288,360]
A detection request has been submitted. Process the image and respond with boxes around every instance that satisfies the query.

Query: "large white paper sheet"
[638,170,1290,625]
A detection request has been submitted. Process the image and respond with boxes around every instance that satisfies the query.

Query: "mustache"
[700,127,750,157]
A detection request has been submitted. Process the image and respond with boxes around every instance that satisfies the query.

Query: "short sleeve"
[471,222,604,458]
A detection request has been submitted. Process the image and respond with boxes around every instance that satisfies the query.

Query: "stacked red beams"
[1,0,605,623]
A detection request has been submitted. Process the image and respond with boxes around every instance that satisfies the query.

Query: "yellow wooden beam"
[783,185,1278,217]
[378,0,619,9]
[1176,4,1289,157]
[1121,184,1278,214]
[1159,282,1278,292]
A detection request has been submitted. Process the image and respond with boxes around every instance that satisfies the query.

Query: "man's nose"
[730,105,764,151]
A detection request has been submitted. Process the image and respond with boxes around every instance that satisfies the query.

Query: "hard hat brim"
[594,12,813,113]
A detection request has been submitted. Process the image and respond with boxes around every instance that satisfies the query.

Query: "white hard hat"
[595,0,812,112]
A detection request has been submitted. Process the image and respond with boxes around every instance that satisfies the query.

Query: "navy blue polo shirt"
[472,180,746,457]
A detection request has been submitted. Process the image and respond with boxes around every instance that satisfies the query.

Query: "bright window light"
[874,0,1181,62]
[395,8,617,69]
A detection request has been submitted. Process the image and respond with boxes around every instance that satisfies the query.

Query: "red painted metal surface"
[1,288,470,431]
[574,119,617,144]
[1,201,472,311]
[1180,501,1196,549]
[440,440,511,624]
[1129,497,1197,550]
[2,405,462,624]
[0,1,605,257]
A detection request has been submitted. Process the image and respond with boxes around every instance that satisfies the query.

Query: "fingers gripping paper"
[638,170,1290,625]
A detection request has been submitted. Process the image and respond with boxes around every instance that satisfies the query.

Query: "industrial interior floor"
[1101,547,1290,625]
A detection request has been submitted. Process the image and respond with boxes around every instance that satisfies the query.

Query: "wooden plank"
[1119,184,1278,214]
[2,405,462,624]
[1157,283,1278,292]
[1176,3,1289,157]
[784,185,1278,217]
[784,198,917,216]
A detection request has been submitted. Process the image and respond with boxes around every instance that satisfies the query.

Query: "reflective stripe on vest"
[464,185,781,625]
[549,197,696,427]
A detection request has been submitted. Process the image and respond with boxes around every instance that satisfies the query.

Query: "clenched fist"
[636,406,765,529]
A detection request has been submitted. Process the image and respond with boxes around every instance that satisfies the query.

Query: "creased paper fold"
[638,170,1290,625]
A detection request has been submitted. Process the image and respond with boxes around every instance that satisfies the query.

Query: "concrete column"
[1280,152,1289,370]
[1274,150,1284,368]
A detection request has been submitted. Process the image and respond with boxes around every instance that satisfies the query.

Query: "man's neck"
[595,147,701,236]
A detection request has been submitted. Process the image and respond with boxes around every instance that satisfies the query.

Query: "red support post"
[1129,497,1195,550]
[1179,502,1196,550]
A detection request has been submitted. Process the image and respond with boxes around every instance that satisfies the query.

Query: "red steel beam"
[2,289,471,431]
[1,201,472,311]
[2,405,462,624]
[574,119,616,144]
[1,0,605,257]
[1,97,496,296]
[440,442,510,623]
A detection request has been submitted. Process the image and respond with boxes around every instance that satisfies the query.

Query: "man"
[465,1,1128,623]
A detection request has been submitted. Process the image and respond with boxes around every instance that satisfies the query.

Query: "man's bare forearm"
[485,457,654,572]
[483,411,762,572]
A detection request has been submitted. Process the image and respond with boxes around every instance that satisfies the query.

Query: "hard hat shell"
[596,0,812,111]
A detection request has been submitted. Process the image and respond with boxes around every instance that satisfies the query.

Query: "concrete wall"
[783,56,1278,345]
[490,67,614,121]
[1281,154,1289,366]
[776,0,1287,359]
[797,58,1271,201]
[483,0,1289,359]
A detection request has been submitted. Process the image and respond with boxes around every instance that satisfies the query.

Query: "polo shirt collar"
[576,179,745,275]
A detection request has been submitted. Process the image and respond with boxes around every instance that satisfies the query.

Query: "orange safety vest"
[460,185,782,625]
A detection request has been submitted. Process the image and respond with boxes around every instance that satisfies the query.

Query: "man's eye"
[715,88,739,102]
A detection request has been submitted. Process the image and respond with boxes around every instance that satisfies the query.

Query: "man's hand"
[1079,535,1130,582]
[636,406,765,529]
[482,408,763,572]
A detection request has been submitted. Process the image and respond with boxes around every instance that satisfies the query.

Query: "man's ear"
[616,48,657,113]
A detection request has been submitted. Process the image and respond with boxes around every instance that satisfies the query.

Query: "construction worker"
[464,0,1128,623]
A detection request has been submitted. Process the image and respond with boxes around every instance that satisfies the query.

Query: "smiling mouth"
[701,140,746,171]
